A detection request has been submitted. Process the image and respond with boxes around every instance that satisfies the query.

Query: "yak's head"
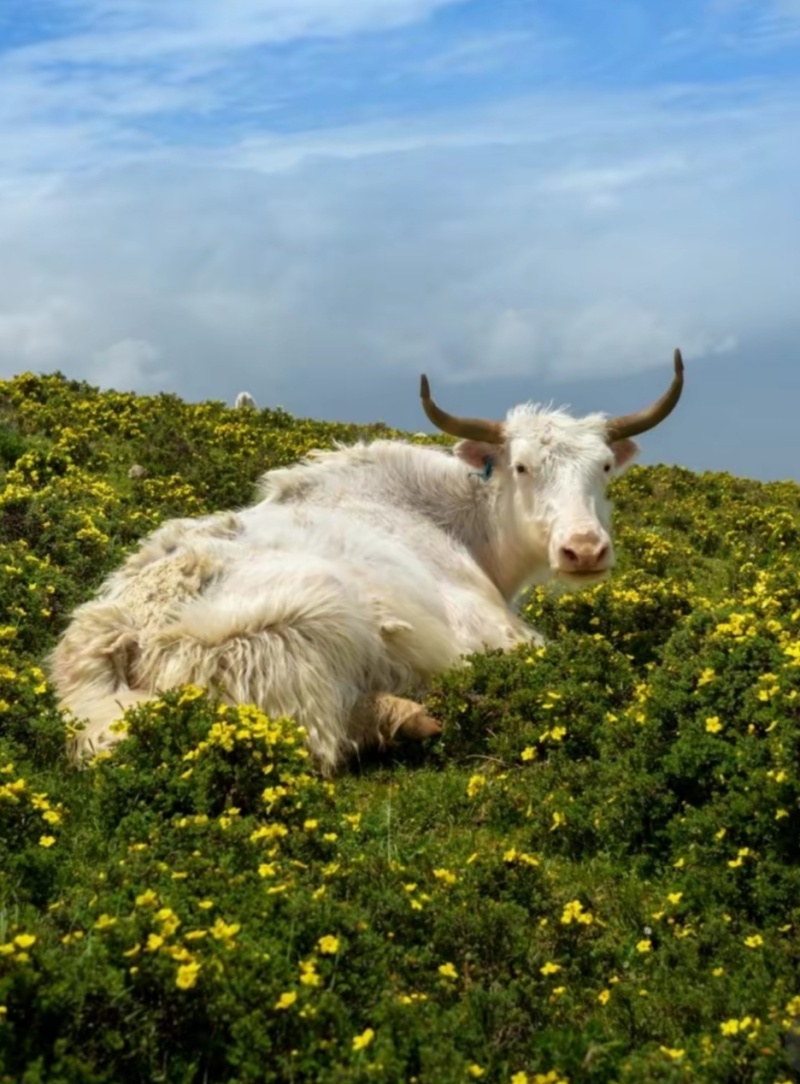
[420,350,684,588]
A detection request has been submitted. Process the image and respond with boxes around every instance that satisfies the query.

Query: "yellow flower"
[705,716,723,734]
[38,835,56,848]
[438,962,458,980]
[175,961,201,989]
[598,989,611,1004]
[659,1046,685,1059]
[352,1027,375,1051]
[274,991,297,1010]
[520,746,536,761]
[560,900,593,925]
[720,1019,740,1036]
[697,668,716,686]
[136,889,158,907]
[433,868,457,886]
[636,939,652,953]
[667,892,683,905]
[466,774,486,798]
[146,933,164,952]
[744,934,763,948]
[299,961,322,987]
[540,962,561,976]
[156,907,180,938]
[177,685,205,704]
[317,935,340,955]
[13,934,36,949]
[210,918,240,942]
[468,1066,485,1078]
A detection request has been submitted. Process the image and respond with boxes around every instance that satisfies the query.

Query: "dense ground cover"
[0,371,799,1083]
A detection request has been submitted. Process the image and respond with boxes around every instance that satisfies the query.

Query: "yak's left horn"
[605,348,685,442]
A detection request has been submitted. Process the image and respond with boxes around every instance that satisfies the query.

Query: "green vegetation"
[1,371,799,1083]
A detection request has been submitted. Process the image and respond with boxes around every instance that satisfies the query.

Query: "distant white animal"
[234,391,257,409]
[50,351,684,775]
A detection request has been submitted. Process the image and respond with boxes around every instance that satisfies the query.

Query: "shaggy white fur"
[50,414,638,774]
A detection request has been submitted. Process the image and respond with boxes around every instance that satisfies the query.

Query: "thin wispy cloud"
[0,1,799,477]
[712,0,800,49]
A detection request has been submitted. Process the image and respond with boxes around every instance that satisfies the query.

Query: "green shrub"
[0,371,798,1083]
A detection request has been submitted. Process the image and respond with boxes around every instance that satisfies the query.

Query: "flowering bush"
[1,372,799,1083]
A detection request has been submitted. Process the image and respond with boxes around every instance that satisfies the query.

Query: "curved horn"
[419,374,504,443]
[605,348,685,443]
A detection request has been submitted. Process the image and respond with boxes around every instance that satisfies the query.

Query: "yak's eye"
[603,463,612,474]
[515,463,527,475]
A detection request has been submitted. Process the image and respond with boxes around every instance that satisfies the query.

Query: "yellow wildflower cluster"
[0,766,65,847]
[560,900,593,926]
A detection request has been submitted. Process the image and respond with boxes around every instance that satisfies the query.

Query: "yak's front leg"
[350,692,442,751]
[502,614,545,650]
[472,613,544,653]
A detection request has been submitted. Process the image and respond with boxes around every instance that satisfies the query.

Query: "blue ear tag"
[470,457,494,482]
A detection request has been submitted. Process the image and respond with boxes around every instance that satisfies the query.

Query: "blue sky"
[1,1,799,479]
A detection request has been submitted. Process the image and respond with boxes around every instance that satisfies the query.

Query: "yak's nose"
[557,531,610,573]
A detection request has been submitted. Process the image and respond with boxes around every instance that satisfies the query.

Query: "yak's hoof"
[395,710,442,742]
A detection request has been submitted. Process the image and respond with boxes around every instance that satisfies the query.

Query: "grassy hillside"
[1,372,799,1084]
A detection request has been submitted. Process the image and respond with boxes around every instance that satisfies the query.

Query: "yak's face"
[455,407,638,587]
[420,348,684,588]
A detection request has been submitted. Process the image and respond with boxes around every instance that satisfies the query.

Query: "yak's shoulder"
[255,439,453,504]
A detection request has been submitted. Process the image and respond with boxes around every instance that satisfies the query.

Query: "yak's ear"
[609,437,639,474]
[454,440,501,472]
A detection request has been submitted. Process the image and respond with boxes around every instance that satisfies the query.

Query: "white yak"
[49,351,684,774]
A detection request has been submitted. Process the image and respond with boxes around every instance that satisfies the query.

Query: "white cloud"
[710,0,800,48]
[0,297,85,369]
[1,80,798,399]
[90,339,169,392]
[0,0,469,183]
[14,0,465,62]
[0,2,798,410]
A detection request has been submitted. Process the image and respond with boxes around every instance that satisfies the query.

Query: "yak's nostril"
[559,537,610,571]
